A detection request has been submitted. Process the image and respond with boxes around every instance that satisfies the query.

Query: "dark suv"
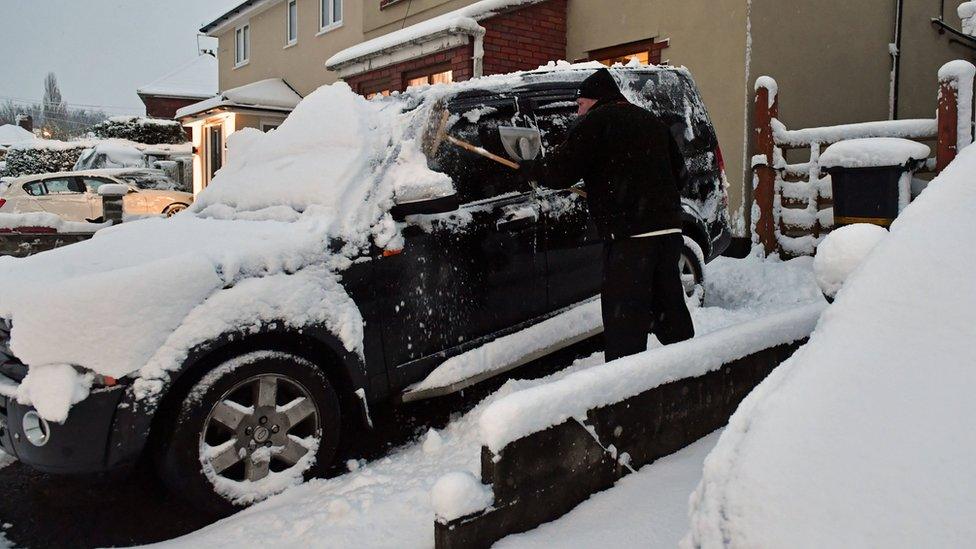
[0,65,730,511]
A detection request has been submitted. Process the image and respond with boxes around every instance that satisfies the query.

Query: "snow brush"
[423,108,521,170]
[421,103,588,198]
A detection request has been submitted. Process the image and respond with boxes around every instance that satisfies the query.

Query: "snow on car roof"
[686,146,976,547]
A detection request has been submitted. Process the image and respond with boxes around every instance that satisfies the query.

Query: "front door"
[376,97,546,389]
[205,124,224,185]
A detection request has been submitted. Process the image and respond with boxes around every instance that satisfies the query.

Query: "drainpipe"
[890,0,905,119]
[472,29,486,78]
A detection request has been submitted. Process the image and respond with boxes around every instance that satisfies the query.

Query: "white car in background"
[0,171,193,222]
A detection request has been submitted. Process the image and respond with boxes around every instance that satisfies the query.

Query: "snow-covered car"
[0,63,730,513]
[0,170,192,221]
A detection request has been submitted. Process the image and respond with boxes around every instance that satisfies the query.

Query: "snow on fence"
[432,303,825,549]
[752,59,975,257]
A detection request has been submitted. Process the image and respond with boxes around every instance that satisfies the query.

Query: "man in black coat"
[525,68,695,361]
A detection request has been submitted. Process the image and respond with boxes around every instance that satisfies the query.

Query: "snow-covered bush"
[813,223,888,299]
[0,141,87,177]
[90,116,187,145]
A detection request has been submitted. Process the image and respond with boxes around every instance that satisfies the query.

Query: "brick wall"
[344,0,567,95]
[481,0,566,76]
[345,45,474,95]
[139,95,203,119]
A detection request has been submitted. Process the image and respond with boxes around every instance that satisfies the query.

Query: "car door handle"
[496,214,536,232]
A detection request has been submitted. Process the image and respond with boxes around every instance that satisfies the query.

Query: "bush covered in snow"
[0,141,87,177]
[90,116,187,145]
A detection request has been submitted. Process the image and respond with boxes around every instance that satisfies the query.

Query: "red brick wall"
[344,0,567,95]
[139,95,202,119]
[481,0,566,76]
[345,45,474,96]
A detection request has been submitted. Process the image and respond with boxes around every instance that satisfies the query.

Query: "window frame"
[587,38,668,67]
[235,23,250,68]
[285,0,298,47]
[318,0,343,34]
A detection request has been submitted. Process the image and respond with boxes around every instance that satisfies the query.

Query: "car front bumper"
[0,376,139,474]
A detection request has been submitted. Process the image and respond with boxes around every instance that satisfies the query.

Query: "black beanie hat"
[578,68,625,102]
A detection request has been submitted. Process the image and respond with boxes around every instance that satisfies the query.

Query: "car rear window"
[627,71,718,156]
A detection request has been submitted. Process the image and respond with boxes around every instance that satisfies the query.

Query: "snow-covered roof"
[686,145,976,547]
[200,0,277,35]
[175,78,303,120]
[326,0,545,69]
[137,54,218,100]
[0,124,36,146]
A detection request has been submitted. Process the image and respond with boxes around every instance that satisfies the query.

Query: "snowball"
[430,471,493,522]
[813,224,888,299]
[820,138,930,169]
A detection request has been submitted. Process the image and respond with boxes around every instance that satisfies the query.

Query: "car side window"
[23,182,46,196]
[531,98,579,153]
[81,178,110,193]
[43,178,83,195]
[431,99,529,204]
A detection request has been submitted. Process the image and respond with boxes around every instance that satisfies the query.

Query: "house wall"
[897,0,976,120]
[139,95,206,120]
[745,0,895,229]
[215,0,365,96]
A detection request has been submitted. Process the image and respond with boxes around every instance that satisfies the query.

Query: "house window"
[406,69,453,89]
[320,0,342,31]
[286,0,298,45]
[235,24,250,66]
[588,39,669,67]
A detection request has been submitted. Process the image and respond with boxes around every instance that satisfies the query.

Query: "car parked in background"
[0,170,192,221]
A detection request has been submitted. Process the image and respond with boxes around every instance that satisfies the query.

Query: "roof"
[137,54,218,100]
[176,78,303,120]
[200,0,277,35]
[326,0,545,69]
[0,124,37,146]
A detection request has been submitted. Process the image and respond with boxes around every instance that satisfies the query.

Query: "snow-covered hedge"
[0,141,87,177]
[90,116,187,145]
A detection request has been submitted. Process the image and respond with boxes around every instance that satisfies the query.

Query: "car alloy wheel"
[164,203,188,217]
[200,373,321,485]
[679,236,706,305]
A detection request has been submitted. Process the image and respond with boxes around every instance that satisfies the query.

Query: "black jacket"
[533,100,687,240]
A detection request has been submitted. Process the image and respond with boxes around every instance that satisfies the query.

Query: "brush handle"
[447,136,521,170]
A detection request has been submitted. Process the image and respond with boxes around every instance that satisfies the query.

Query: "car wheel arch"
[142,326,370,462]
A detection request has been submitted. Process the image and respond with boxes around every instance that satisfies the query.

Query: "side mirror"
[499,127,542,162]
[391,193,460,221]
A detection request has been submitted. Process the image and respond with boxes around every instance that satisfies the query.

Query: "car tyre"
[155,350,342,515]
[163,203,189,217]
[680,236,706,306]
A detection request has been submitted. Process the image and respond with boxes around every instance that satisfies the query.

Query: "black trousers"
[601,234,695,361]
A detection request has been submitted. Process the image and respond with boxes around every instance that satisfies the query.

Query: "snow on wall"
[326,0,544,68]
[477,302,825,453]
[960,1,976,36]
[0,212,109,233]
[685,145,976,549]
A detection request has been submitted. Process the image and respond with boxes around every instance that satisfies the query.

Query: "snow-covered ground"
[154,255,822,549]
[497,430,723,548]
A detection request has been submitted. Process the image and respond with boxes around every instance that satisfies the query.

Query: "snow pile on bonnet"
[191,82,452,246]
[685,146,976,548]
[813,224,888,299]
